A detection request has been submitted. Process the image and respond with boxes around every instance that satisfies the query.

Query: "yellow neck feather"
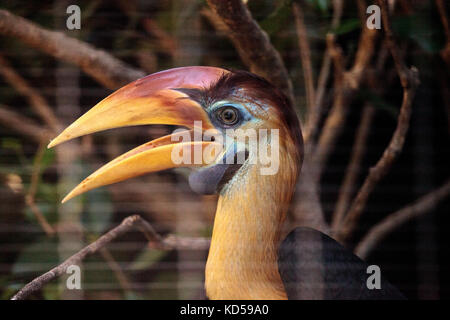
[205,147,299,300]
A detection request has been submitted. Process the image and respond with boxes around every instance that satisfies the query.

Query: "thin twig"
[201,8,229,34]
[141,18,177,57]
[311,34,348,183]
[0,9,145,89]
[332,44,390,233]
[0,105,52,143]
[0,54,60,131]
[84,233,134,294]
[99,247,133,293]
[311,16,377,182]
[347,29,377,90]
[355,179,450,259]
[304,0,343,145]
[303,0,344,145]
[11,215,210,300]
[291,31,347,231]
[338,0,420,241]
[206,0,294,103]
[331,105,375,232]
[293,3,315,114]
[25,141,55,236]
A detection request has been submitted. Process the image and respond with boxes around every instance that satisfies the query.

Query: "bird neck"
[205,146,299,300]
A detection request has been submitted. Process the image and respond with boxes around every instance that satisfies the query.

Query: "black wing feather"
[278,227,405,300]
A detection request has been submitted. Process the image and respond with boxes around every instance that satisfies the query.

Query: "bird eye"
[217,106,239,126]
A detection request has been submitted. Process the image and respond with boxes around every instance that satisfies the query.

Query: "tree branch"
[293,3,315,114]
[11,215,210,300]
[304,0,344,145]
[0,9,145,90]
[25,141,56,237]
[355,179,450,259]
[338,0,420,241]
[0,105,52,143]
[311,34,348,183]
[0,54,61,131]
[331,104,375,232]
[205,0,294,103]
[332,44,390,233]
[311,13,377,182]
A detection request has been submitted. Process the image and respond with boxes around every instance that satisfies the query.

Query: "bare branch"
[331,105,375,232]
[347,29,377,89]
[11,215,210,300]
[0,54,60,236]
[201,8,229,34]
[377,0,418,88]
[0,9,145,90]
[332,45,390,233]
[304,0,342,145]
[0,56,60,236]
[25,141,56,236]
[142,18,177,57]
[355,179,450,259]
[0,54,60,131]
[293,3,315,113]
[311,17,377,181]
[0,105,52,143]
[98,247,133,293]
[338,0,420,241]
[311,35,348,182]
[205,0,294,103]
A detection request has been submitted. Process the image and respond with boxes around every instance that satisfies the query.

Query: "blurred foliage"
[260,0,292,36]
[306,0,329,13]
[332,18,361,35]
[392,14,445,53]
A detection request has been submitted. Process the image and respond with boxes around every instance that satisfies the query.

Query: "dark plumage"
[278,227,406,300]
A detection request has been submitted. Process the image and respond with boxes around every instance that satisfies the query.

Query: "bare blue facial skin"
[188,145,246,195]
[188,163,231,195]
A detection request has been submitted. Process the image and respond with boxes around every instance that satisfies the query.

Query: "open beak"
[48,66,227,203]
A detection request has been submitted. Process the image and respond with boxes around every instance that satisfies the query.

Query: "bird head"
[48,67,303,203]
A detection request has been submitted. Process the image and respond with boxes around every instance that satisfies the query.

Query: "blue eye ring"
[216,106,240,126]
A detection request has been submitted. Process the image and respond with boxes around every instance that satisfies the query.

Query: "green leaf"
[40,148,55,172]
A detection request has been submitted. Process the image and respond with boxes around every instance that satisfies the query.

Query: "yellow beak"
[48,66,227,203]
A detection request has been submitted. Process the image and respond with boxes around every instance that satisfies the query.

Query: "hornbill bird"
[48,67,405,300]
